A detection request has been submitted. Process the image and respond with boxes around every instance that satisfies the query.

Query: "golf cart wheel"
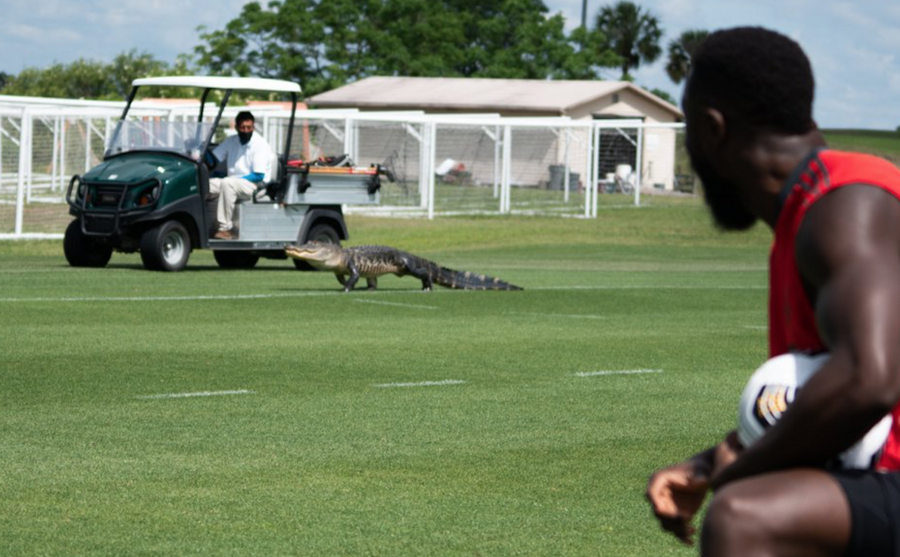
[293,224,341,271]
[140,220,191,272]
[213,251,260,269]
[64,219,113,268]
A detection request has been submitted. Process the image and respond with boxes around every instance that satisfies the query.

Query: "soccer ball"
[737,352,893,469]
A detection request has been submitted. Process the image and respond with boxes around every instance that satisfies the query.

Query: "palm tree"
[595,1,662,80]
[665,29,709,84]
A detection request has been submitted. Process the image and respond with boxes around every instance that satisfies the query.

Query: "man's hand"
[646,455,712,546]
[203,149,218,170]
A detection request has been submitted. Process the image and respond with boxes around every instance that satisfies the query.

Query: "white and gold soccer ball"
[737,352,893,469]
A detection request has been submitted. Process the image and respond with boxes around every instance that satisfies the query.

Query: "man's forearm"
[686,445,717,477]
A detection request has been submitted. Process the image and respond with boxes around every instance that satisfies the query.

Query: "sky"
[1,0,899,130]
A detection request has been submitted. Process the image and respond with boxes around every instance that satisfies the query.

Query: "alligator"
[285,242,523,292]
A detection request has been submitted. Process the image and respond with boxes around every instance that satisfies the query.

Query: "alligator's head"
[285,242,344,270]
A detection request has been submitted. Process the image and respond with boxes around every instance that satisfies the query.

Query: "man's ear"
[704,107,726,144]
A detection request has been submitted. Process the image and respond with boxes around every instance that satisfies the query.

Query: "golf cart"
[64,76,384,271]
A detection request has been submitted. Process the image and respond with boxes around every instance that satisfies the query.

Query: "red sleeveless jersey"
[770,148,900,470]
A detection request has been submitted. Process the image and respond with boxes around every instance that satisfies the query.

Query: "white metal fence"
[0,95,689,239]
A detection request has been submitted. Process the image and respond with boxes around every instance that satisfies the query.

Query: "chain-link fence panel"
[432,123,501,214]
[266,116,425,210]
[31,116,107,233]
[596,125,639,197]
[354,120,423,208]
[670,127,697,194]
[0,112,23,234]
[587,124,694,211]
[507,125,587,216]
[269,115,347,162]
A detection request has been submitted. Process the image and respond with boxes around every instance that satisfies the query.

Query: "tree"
[0,72,11,91]
[0,52,186,100]
[562,26,621,80]
[195,0,358,96]
[665,29,708,84]
[461,0,572,79]
[110,49,169,97]
[595,1,662,80]
[442,0,561,77]
[192,0,622,96]
[2,59,109,98]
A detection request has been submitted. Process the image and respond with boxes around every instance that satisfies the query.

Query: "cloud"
[0,0,256,71]
[826,2,900,50]
[813,37,900,123]
[27,0,86,19]
[2,23,81,43]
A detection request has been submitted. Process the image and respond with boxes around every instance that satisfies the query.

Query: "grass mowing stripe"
[532,285,767,290]
[373,380,467,388]
[0,284,766,303]
[511,312,607,320]
[354,299,439,310]
[0,292,343,303]
[135,389,254,400]
[575,369,663,377]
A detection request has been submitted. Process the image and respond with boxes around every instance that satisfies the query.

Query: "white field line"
[478,265,768,272]
[511,312,607,320]
[0,233,64,240]
[354,299,438,310]
[136,389,254,400]
[575,369,663,377]
[0,284,766,303]
[373,380,466,388]
[743,325,768,330]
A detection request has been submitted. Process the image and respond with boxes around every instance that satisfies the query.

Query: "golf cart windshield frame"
[105,82,299,170]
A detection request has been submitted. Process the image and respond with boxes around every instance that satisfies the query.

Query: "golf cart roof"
[131,76,301,94]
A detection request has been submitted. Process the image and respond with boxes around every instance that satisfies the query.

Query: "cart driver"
[206,111,272,240]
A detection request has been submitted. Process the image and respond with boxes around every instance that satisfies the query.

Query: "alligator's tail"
[431,264,523,291]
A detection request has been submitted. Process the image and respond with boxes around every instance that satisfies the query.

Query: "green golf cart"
[64,76,383,271]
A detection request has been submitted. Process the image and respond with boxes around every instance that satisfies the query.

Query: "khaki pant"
[208,177,257,231]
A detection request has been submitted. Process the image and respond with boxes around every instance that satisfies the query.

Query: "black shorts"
[833,469,900,557]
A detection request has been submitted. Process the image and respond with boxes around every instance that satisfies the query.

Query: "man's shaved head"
[682,26,820,231]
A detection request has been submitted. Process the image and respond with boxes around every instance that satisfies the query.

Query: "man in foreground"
[646,27,900,556]
[207,111,272,239]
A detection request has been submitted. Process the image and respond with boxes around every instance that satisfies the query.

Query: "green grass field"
[1,203,774,556]
[822,129,900,163]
